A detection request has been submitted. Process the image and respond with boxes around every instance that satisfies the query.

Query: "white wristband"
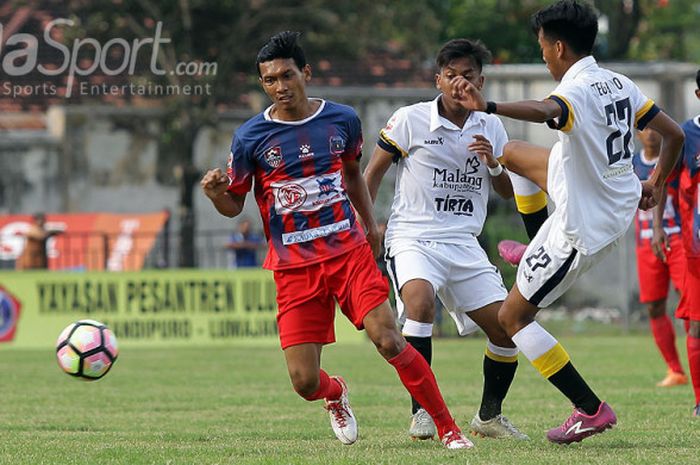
[487,163,504,177]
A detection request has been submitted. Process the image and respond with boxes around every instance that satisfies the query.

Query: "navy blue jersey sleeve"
[227,132,254,195]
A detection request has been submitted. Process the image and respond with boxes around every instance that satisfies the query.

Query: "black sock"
[405,335,432,414]
[521,206,548,240]
[479,356,518,420]
[547,362,602,415]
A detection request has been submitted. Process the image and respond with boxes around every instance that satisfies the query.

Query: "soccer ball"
[55,320,119,380]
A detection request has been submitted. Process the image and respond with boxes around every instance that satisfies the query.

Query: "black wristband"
[485,101,497,114]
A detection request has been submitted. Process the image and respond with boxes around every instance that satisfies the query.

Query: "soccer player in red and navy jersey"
[201,31,471,449]
[632,128,687,387]
[672,68,700,416]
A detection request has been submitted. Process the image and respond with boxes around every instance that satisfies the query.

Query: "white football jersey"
[378,96,508,247]
[545,56,659,255]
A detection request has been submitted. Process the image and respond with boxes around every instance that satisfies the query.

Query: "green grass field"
[0,335,696,465]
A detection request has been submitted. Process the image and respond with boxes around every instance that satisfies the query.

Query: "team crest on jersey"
[329,136,346,155]
[264,146,283,168]
[277,183,307,210]
[465,156,480,175]
[317,177,339,197]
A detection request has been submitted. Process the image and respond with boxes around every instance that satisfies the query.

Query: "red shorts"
[273,243,389,349]
[636,235,685,303]
[676,256,700,321]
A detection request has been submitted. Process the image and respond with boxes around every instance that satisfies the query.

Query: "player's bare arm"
[363,145,394,203]
[469,134,513,199]
[639,112,685,211]
[450,76,561,123]
[650,185,669,262]
[200,168,246,218]
[342,157,381,257]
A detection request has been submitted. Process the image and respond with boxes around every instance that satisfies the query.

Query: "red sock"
[687,336,700,405]
[684,319,691,334]
[388,344,456,436]
[302,369,343,401]
[650,315,684,374]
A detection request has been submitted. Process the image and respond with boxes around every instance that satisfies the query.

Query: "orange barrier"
[0,211,169,271]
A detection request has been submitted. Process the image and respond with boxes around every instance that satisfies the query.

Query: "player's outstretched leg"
[647,301,687,387]
[469,341,528,440]
[403,319,438,440]
[284,344,358,445]
[467,303,528,440]
[687,321,700,416]
[499,286,616,444]
[364,301,473,449]
[401,289,438,440]
[498,141,551,266]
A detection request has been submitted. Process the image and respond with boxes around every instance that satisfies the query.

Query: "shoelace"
[560,408,582,433]
[496,416,519,434]
[442,430,466,446]
[326,400,349,428]
[414,412,433,427]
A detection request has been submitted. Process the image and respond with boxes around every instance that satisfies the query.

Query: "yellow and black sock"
[512,322,601,415]
[514,191,548,240]
[479,343,519,420]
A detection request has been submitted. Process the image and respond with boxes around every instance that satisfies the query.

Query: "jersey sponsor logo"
[434,194,474,216]
[298,144,314,159]
[423,137,444,145]
[271,171,346,214]
[525,246,551,271]
[317,177,339,196]
[0,286,22,343]
[277,184,307,211]
[433,163,483,194]
[264,146,283,168]
[565,421,596,436]
[281,219,351,245]
[329,136,346,155]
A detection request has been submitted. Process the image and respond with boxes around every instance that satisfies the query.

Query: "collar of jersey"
[263,98,326,125]
[430,95,486,132]
[639,149,657,166]
[560,55,597,82]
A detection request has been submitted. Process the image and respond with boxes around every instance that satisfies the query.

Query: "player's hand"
[450,76,487,112]
[638,180,659,211]
[365,225,382,259]
[651,227,669,262]
[200,168,230,200]
[468,135,498,168]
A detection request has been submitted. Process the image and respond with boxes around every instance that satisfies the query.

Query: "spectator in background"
[632,127,687,387]
[15,213,62,270]
[225,217,264,268]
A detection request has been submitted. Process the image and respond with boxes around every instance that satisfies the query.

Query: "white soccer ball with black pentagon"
[55,320,118,380]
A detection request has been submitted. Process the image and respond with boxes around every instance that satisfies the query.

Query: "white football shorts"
[516,211,619,308]
[385,236,507,336]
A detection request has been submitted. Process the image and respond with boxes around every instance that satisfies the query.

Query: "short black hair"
[531,0,598,56]
[256,31,306,76]
[436,38,492,73]
[696,69,700,90]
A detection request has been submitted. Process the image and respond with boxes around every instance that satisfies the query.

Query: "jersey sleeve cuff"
[378,130,407,163]
[636,102,660,130]
[546,95,574,132]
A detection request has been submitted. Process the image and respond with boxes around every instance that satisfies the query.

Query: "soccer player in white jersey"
[364,38,528,441]
[450,0,685,444]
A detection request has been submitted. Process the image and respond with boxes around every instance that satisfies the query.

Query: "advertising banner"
[0,269,363,348]
[0,211,169,271]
